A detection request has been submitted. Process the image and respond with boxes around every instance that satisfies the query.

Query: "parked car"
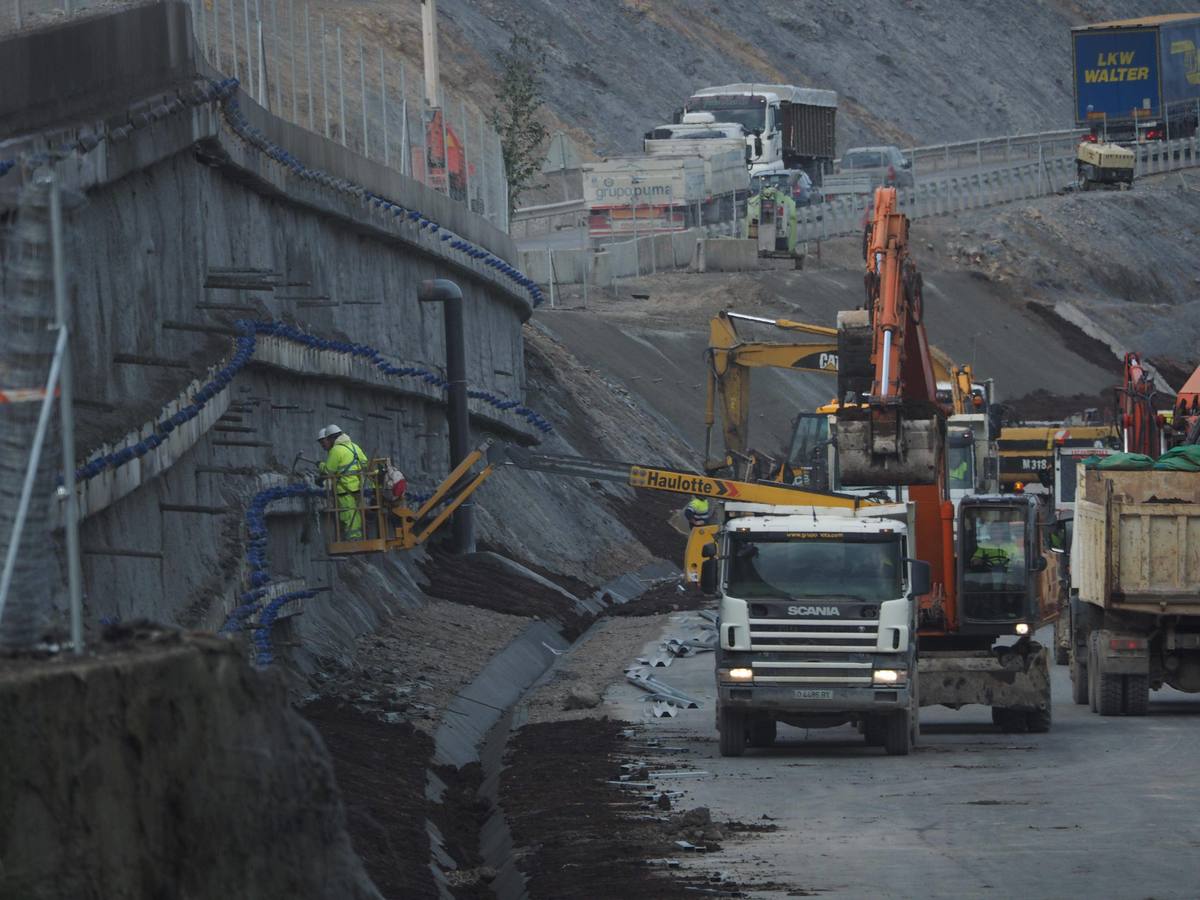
[835,145,914,189]
[749,169,820,206]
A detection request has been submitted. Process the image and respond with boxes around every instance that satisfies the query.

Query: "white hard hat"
[316,424,343,441]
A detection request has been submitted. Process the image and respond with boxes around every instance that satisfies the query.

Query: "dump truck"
[1068,463,1200,714]
[1072,13,1200,141]
[683,84,838,179]
[704,500,926,756]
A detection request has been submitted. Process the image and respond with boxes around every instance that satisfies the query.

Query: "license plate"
[793,689,834,700]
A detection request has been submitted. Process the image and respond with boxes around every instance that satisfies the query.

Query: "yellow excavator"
[705,309,995,493]
[319,439,881,583]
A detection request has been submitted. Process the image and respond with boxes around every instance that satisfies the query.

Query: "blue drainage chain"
[220,482,321,665]
[74,318,552,483]
[0,78,238,180]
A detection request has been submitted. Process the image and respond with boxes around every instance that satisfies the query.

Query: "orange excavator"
[830,187,1054,730]
[1118,352,1167,457]
[1172,366,1200,446]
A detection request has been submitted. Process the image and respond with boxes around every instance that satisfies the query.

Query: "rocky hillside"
[334,0,1182,156]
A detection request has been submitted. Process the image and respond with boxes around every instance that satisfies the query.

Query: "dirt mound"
[303,699,435,899]
[604,579,709,618]
[420,550,591,639]
[501,718,734,898]
[0,633,379,900]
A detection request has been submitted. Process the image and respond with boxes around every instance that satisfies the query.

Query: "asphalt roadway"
[608,623,1200,899]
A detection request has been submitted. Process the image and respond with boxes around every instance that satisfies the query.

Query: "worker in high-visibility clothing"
[317,424,368,540]
[684,496,714,528]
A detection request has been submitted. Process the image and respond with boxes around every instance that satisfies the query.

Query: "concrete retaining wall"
[0,4,659,674]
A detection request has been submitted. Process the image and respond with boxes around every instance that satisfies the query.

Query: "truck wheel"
[1123,674,1150,716]
[991,707,1028,733]
[1097,671,1124,716]
[863,716,886,747]
[1070,651,1088,705]
[884,709,911,756]
[749,718,777,747]
[719,707,746,757]
[1025,705,1052,733]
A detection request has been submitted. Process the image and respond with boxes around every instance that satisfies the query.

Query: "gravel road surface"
[604,620,1200,899]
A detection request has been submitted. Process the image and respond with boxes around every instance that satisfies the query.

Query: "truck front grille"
[747,617,879,684]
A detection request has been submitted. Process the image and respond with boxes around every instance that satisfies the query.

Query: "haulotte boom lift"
[830,187,1054,730]
[319,440,881,583]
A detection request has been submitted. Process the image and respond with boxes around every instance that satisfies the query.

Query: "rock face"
[0,631,380,900]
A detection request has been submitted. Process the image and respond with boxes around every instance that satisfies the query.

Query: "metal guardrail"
[803,134,1200,242]
[903,128,1087,176]
[510,198,588,240]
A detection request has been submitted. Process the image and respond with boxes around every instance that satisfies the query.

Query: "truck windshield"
[947,443,974,491]
[726,534,903,603]
[688,97,766,133]
[961,507,1027,590]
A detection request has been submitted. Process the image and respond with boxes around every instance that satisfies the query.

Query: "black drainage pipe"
[419,277,474,553]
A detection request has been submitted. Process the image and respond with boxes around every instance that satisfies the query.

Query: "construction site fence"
[899,128,1087,177]
[805,135,1200,242]
[1,0,510,232]
[517,227,717,295]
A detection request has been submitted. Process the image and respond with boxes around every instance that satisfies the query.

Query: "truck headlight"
[873,668,907,685]
[1015,623,1030,636]
[727,667,754,681]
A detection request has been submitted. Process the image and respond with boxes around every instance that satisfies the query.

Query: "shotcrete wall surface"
[0,5,653,672]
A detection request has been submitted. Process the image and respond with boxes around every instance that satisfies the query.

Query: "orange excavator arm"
[834,187,945,487]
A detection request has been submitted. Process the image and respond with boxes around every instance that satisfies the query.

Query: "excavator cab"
[955,496,1044,635]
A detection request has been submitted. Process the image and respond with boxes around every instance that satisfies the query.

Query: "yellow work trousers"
[336,490,364,540]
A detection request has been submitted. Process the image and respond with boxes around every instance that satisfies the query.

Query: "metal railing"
[1,0,511,232]
[803,134,1200,242]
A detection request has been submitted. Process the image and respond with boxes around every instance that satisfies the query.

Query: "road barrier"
[804,134,1200,241]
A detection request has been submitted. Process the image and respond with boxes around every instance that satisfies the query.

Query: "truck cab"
[708,505,927,756]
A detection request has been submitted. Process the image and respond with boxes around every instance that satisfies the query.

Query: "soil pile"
[0,629,379,900]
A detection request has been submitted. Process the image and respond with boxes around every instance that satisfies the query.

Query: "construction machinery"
[1068,463,1200,714]
[705,309,998,499]
[826,187,1054,730]
[704,309,838,479]
[1075,140,1135,190]
[319,439,881,584]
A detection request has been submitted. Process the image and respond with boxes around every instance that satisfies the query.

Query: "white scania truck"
[702,502,929,756]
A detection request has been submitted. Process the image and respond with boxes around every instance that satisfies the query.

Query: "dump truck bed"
[1073,468,1200,615]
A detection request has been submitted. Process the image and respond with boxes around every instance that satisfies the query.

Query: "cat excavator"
[829,187,1054,730]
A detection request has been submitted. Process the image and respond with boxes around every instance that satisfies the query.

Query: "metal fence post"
[197,0,208,61]
[288,0,297,121]
[230,0,239,81]
[48,174,83,655]
[336,26,346,146]
[243,0,254,100]
[304,3,313,129]
[359,37,368,157]
[320,14,329,138]
[380,48,389,167]
[399,62,408,175]
[271,0,282,113]
[213,0,221,68]
[461,98,471,210]
[14,0,22,30]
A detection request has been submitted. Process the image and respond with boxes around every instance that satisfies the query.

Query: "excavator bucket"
[834,403,944,486]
